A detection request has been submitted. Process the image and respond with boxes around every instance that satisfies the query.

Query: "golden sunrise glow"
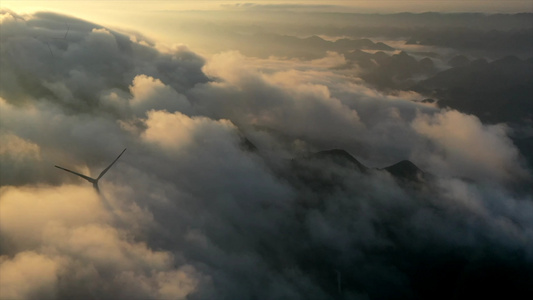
[3,1,532,47]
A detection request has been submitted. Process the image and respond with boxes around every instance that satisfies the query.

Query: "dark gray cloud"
[0,10,207,111]
[1,9,532,300]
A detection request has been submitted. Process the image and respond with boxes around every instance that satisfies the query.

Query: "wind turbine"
[52,23,70,40]
[55,148,126,192]
[35,22,70,59]
[335,269,342,295]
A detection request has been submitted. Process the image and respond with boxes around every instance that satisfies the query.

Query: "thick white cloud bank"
[412,110,526,181]
[1,9,532,299]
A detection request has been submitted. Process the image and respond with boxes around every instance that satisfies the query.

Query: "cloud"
[193,51,367,154]
[0,10,207,111]
[129,75,191,116]
[412,109,528,181]
[0,185,203,300]
[1,9,532,299]
[0,131,42,185]
[101,74,192,118]
[0,251,62,300]
[141,110,234,152]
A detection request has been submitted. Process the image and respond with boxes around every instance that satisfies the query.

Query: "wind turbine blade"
[52,23,70,40]
[55,165,96,183]
[97,148,126,180]
[64,24,70,39]
[45,42,54,58]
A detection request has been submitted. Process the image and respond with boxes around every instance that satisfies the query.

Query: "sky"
[2,1,532,47]
[1,2,533,300]
[3,1,533,31]
[4,1,533,13]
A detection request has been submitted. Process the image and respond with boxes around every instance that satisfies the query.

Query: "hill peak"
[312,149,368,172]
[383,160,424,181]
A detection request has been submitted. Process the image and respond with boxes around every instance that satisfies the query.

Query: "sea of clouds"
[1,10,532,299]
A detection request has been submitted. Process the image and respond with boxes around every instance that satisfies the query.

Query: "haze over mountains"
[414,55,533,124]
[1,6,532,300]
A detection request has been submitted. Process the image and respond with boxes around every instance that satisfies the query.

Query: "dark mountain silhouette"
[285,148,429,194]
[382,160,425,182]
[287,149,368,194]
[448,55,471,68]
[262,34,394,51]
[492,55,523,66]
[240,137,258,152]
[343,49,376,68]
[310,149,368,172]
[216,33,395,59]
[513,136,533,169]
[372,51,391,64]
[352,51,438,90]
[406,27,533,58]
[411,51,440,58]
[256,34,394,58]
[412,55,533,124]
[332,38,394,52]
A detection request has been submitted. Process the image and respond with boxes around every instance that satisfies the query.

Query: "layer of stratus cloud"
[1,10,532,300]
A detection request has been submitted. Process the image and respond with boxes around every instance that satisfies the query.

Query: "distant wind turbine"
[52,23,70,40]
[35,22,70,58]
[335,269,342,295]
[45,42,54,58]
[55,148,126,192]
